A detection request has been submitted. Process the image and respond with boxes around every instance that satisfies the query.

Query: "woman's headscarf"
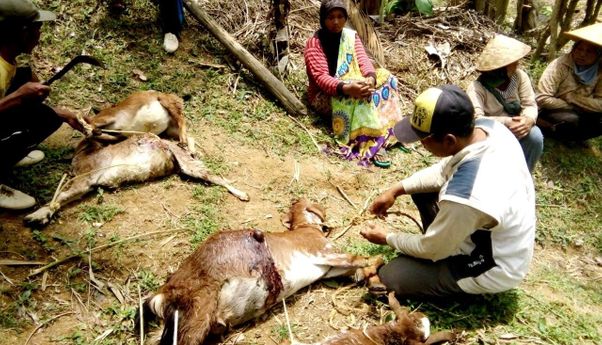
[571,40,602,86]
[317,0,348,76]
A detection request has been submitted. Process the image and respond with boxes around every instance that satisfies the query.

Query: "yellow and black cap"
[393,85,475,144]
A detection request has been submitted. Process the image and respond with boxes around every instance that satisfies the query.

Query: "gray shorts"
[378,254,466,299]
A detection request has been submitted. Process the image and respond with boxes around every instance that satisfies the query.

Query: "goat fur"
[138,199,382,345]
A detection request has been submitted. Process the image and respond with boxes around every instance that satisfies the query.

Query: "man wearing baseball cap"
[361,85,536,298]
[0,0,80,210]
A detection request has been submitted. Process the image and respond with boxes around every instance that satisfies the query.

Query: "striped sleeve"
[304,36,341,96]
[354,35,376,79]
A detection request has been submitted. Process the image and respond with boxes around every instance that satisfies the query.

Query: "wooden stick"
[332,191,376,240]
[24,311,75,345]
[28,229,187,277]
[138,284,144,345]
[282,299,295,344]
[334,185,357,210]
[51,174,68,205]
[184,0,307,116]
[173,309,179,345]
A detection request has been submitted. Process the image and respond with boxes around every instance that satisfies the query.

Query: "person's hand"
[508,116,534,139]
[369,190,396,217]
[54,107,91,133]
[343,81,373,99]
[364,76,376,88]
[15,82,50,103]
[360,222,388,245]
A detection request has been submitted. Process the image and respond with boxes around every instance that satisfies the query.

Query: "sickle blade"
[44,55,104,86]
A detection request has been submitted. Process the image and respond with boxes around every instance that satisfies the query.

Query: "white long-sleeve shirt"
[387,118,536,294]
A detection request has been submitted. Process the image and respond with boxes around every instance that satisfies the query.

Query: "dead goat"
[138,199,383,345]
[86,90,190,148]
[24,91,248,226]
[290,292,455,345]
[24,134,248,226]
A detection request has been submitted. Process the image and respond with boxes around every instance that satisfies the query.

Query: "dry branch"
[184,0,307,116]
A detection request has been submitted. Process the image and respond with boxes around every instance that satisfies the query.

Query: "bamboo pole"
[183,0,307,116]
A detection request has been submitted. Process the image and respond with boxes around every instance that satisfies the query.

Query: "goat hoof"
[24,207,53,227]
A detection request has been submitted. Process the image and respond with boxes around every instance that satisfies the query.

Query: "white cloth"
[386,118,536,294]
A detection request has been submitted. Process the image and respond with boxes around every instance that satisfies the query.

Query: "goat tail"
[158,287,219,345]
[157,93,187,145]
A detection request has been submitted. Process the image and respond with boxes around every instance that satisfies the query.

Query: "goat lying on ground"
[138,199,383,345]
[85,90,190,147]
[24,92,248,226]
[290,292,455,345]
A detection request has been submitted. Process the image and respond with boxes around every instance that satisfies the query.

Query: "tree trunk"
[271,0,291,77]
[183,0,307,116]
[513,0,537,34]
[495,0,510,23]
[547,0,565,61]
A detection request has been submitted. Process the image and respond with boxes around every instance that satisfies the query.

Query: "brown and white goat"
[23,91,248,226]
[291,292,455,345]
[139,199,382,345]
[86,90,189,147]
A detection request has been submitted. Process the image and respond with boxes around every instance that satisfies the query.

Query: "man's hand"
[360,222,388,245]
[16,82,51,103]
[507,116,534,139]
[369,190,396,217]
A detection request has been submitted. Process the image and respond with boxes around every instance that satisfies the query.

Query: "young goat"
[139,199,382,345]
[290,292,455,345]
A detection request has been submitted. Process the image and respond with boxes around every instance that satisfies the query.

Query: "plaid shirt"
[304,31,375,103]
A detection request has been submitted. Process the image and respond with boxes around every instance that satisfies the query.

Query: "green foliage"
[382,0,433,17]
[137,269,161,293]
[341,239,398,263]
[271,323,296,342]
[5,145,73,202]
[78,204,124,224]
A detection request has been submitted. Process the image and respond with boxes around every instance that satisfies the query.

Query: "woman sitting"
[536,23,602,144]
[304,0,403,167]
[467,34,543,172]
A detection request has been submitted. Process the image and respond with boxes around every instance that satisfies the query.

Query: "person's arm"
[467,81,510,125]
[369,158,449,217]
[354,35,376,85]
[517,69,538,122]
[508,70,537,139]
[536,58,573,110]
[386,201,497,261]
[567,78,602,112]
[400,157,450,194]
[0,82,50,113]
[304,37,340,97]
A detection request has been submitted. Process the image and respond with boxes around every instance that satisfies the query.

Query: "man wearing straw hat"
[0,0,81,210]
[536,23,602,144]
[467,34,543,173]
[361,85,536,299]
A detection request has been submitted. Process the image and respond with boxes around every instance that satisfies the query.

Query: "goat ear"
[387,291,408,320]
[282,212,293,229]
[305,204,326,222]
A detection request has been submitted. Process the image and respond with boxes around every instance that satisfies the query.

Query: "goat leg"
[164,140,250,201]
[24,178,93,227]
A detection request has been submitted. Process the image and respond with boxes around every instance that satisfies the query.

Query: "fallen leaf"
[132,69,148,81]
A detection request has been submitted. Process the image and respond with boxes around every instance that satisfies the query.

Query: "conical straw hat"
[564,23,602,47]
[475,34,531,72]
